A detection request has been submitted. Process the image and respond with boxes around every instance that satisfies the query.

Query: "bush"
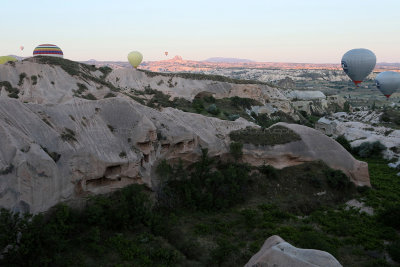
[104,92,116,98]
[229,142,243,161]
[228,114,240,121]
[30,75,38,85]
[60,128,77,142]
[157,149,250,211]
[229,126,301,146]
[324,169,351,190]
[83,93,97,100]
[335,135,352,152]
[18,73,27,86]
[206,104,220,115]
[353,141,386,158]
[378,205,400,230]
[259,164,278,179]
[388,240,400,263]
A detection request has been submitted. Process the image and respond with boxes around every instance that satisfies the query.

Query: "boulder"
[241,122,370,187]
[245,235,342,267]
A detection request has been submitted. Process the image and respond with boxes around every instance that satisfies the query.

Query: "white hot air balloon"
[341,48,376,87]
[375,71,400,99]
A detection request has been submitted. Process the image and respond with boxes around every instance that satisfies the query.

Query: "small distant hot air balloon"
[164,51,168,56]
[20,46,24,51]
[33,44,63,58]
[341,48,376,87]
[0,56,18,64]
[375,71,400,99]
[127,51,143,68]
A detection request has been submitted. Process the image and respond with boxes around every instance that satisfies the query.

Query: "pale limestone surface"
[245,235,342,267]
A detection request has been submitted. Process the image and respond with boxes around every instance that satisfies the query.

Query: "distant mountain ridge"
[204,57,255,63]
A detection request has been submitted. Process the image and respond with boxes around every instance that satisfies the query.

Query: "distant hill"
[203,57,255,63]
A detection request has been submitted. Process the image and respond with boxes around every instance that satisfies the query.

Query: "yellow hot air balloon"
[0,56,18,65]
[127,51,143,68]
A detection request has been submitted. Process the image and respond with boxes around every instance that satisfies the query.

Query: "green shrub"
[229,142,243,161]
[229,125,301,146]
[98,66,112,79]
[0,81,20,98]
[388,240,400,263]
[230,96,256,109]
[18,73,27,86]
[324,169,351,190]
[228,114,240,121]
[30,75,38,85]
[104,92,116,98]
[251,113,281,128]
[206,104,220,115]
[353,141,386,158]
[61,128,77,142]
[157,149,250,211]
[83,93,97,100]
[378,205,400,230]
[259,164,278,179]
[335,135,352,152]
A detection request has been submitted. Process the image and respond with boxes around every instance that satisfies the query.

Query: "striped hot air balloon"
[33,44,63,58]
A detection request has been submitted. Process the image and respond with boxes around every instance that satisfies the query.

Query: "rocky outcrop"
[0,97,255,214]
[285,90,326,101]
[0,59,370,214]
[245,235,342,267]
[316,111,400,163]
[240,122,370,187]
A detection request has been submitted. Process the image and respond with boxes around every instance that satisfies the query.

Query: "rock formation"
[0,59,370,214]
[245,235,342,267]
[240,122,370,187]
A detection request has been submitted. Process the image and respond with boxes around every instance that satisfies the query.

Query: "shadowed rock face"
[245,235,342,267]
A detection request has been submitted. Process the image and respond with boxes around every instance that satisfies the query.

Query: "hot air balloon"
[375,71,400,99]
[341,48,376,87]
[164,51,168,56]
[0,56,18,65]
[127,51,143,68]
[33,44,63,58]
[20,46,24,51]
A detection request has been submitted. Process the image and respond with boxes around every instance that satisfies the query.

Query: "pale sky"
[1,0,399,63]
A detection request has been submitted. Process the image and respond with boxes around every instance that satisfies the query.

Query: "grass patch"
[229,125,301,146]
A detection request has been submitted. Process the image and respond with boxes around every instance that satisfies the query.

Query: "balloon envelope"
[375,71,400,99]
[341,48,376,86]
[127,51,143,68]
[0,56,18,64]
[33,44,63,58]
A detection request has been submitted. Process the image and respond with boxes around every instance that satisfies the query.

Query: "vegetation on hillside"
[0,81,20,98]
[229,125,301,146]
[137,69,275,86]
[2,143,399,266]
[131,86,262,121]
[25,56,120,97]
